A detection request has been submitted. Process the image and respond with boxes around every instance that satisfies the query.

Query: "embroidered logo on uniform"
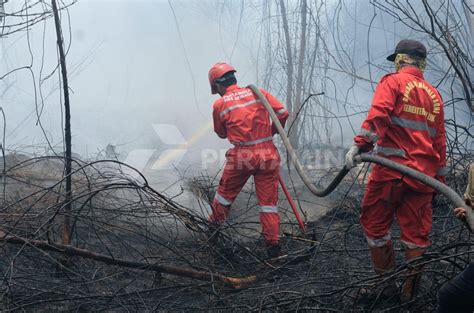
[402,81,440,122]
[223,89,253,102]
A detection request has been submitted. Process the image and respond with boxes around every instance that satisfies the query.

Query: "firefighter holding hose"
[207,63,289,257]
[345,39,447,301]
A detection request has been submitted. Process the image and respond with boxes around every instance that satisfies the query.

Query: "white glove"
[345,145,361,169]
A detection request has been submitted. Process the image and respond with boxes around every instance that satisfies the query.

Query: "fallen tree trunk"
[0,232,256,289]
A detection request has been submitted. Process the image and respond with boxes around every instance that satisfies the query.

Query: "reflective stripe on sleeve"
[276,108,287,115]
[219,99,261,117]
[437,166,449,176]
[375,145,406,157]
[231,136,273,146]
[365,233,391,247]
[358,128,378,142]
[215,192,232,206]
[259,205,279,213]
[391,117,437,138]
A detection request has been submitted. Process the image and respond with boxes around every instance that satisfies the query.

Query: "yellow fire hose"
[247,84,474,232]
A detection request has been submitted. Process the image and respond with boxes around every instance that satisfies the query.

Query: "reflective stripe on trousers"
[215,192,232,206]
[366,233,391,247]
[401,239,429,249]
[259,205,278,213]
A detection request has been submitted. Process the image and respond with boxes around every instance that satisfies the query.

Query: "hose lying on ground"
[247,84,474,232]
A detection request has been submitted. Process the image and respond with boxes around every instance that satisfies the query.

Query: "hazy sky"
[2,0,257,161]
[1,0,471,178]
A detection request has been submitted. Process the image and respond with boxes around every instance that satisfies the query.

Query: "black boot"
[266,243,282,259]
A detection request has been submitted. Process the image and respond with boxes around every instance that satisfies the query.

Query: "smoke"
[0,1,253,164]
[0,0,471,196]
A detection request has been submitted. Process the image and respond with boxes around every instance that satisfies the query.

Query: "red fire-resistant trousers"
[361,179,433,249]
[209,143,280,245]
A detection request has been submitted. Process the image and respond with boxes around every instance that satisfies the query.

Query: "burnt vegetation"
[0,0,472,311]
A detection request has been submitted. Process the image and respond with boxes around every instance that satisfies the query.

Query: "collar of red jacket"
[223,84,240,94]
[398,66,424,79]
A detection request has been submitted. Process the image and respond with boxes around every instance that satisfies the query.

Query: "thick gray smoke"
[0,0,471,205]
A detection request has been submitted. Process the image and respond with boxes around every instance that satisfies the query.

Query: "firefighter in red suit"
[345,40,447,301]
[208,62,289,252]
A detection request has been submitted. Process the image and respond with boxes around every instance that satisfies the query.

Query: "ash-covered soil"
[0,155,471,312]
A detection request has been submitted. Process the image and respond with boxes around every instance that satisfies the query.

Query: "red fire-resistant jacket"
[213,84,289,146]
[354,66,447,192]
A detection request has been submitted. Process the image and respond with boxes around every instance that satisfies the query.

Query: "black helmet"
[387,39,427,61]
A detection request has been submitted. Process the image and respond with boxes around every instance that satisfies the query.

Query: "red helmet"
[208,62,236,94]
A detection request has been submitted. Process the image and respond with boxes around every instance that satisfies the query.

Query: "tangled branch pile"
[0,154,471,311]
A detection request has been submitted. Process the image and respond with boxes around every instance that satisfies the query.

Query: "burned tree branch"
[51,0,73,245]
[0,231,257,289]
